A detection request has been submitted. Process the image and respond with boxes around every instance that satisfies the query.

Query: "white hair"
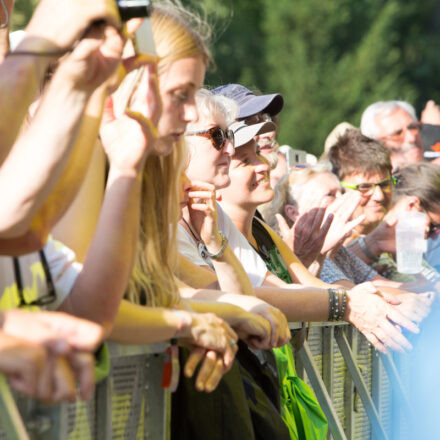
[192,88,238,128]
[360,101,417,139]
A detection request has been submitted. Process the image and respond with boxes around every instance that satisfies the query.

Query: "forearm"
[0,71,91,237]
[209,246,254,295]
[110,300,182,345]
[254,285,330,322]
[29,88,107,237]
[0,37,58,162]
[189,300,246,326]
[59,168,142,334]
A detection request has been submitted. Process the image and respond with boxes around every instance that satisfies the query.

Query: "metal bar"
[0,374,30,440]
[379,353,411,416]
[343,326,355,438]
[335,327,389,440]
[297,342,348,440]
[322,326,334,440]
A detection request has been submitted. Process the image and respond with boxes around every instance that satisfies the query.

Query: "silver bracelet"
[198,232,228,261]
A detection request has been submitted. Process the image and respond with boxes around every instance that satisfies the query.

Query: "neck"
[220,200,256,241]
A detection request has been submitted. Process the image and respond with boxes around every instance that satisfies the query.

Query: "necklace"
[180,217,210,260]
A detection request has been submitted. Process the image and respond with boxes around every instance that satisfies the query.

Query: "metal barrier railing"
[292,322,411,440]
[0,324,412,440]
[0,342,170,440]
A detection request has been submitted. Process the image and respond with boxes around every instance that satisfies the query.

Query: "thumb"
[102,96,116,126]
[275,213,291,237]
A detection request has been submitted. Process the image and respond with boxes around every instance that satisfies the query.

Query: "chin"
[214,176,231,190]
[152,137,175,157]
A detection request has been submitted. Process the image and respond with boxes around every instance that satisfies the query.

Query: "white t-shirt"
[178,204,268,287]
[0,237,81,311]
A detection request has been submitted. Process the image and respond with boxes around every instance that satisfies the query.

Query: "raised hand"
[276,207,333,268]
[322,191,365,255]
[26,0,120,52]
[187,181,223,253]
[421,100,440,125]
[100,63,161,174]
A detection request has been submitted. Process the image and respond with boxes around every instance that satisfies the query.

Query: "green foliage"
[189,0,440,157]
[11,0,39,31]
[11,0,440,156]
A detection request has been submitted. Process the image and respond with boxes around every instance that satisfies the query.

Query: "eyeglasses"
[378,122,422,142]
[12,250,57,308]
[429,222,440,238]
[186,126,234,151]
[341,177,396,196]
[243,112,272,125]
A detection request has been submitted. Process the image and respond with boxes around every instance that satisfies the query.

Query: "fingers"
[194,350,225,392]
[376,320,412,352]
[344,214,366,235]
[386,307,419,334]
[68,352,95,401]
[275,213,292,240]
[184,347,205,378]
[50,356,77,404]
[319,212,334,239]
[363,332,387,354]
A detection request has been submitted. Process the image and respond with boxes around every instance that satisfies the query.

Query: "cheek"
[157,99,180,136]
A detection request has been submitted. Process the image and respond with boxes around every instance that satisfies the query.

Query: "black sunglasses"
[186,126,234,151]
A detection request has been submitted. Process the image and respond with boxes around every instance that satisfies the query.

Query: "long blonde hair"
[116,1,211,307]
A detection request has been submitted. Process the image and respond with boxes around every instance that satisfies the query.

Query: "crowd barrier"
[0,342,171,440]
[0,324,413,440]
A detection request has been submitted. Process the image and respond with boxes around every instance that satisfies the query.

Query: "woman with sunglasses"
[179,89,271,294]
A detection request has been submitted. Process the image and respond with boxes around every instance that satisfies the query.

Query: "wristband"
[198,232,228,261]
[328,288,347,321]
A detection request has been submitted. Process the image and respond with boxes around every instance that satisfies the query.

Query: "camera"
[117,0,153,21]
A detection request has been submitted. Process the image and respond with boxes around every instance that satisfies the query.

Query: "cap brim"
[232,120,277,148]
[238,94,284,119]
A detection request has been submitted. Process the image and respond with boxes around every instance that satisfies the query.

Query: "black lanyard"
[12,250,57,307]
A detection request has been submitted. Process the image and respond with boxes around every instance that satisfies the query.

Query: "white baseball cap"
[230,120,276,148]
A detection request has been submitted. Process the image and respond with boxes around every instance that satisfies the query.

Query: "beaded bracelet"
[328,288,347,321]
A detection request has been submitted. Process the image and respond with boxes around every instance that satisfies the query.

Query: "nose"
[182,99,199,124]
[371,183,385,201]
[403,125,417,144]
[223,139,235,156]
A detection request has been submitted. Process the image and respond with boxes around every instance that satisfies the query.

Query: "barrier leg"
[0,374,30,440]
[335,327,389,440]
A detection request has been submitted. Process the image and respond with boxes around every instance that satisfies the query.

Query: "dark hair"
[325,128,392,179]
[394,163,440,210]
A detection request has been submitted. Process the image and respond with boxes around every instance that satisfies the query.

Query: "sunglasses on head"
[186,126,234,151]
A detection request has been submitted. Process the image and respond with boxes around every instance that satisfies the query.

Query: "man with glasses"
[360,100,424,171]
[327,128,394,238]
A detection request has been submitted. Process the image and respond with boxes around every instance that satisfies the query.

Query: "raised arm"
[0,22,123,238]
[58,65,160,335]
[0,0,120,161]
[184,181,254,295]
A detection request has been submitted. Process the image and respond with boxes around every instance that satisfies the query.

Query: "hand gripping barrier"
[0,325,416,440]
[0,341,170,440]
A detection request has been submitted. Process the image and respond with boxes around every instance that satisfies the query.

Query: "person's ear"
[407,196,421,212]
[284,204,299,223]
